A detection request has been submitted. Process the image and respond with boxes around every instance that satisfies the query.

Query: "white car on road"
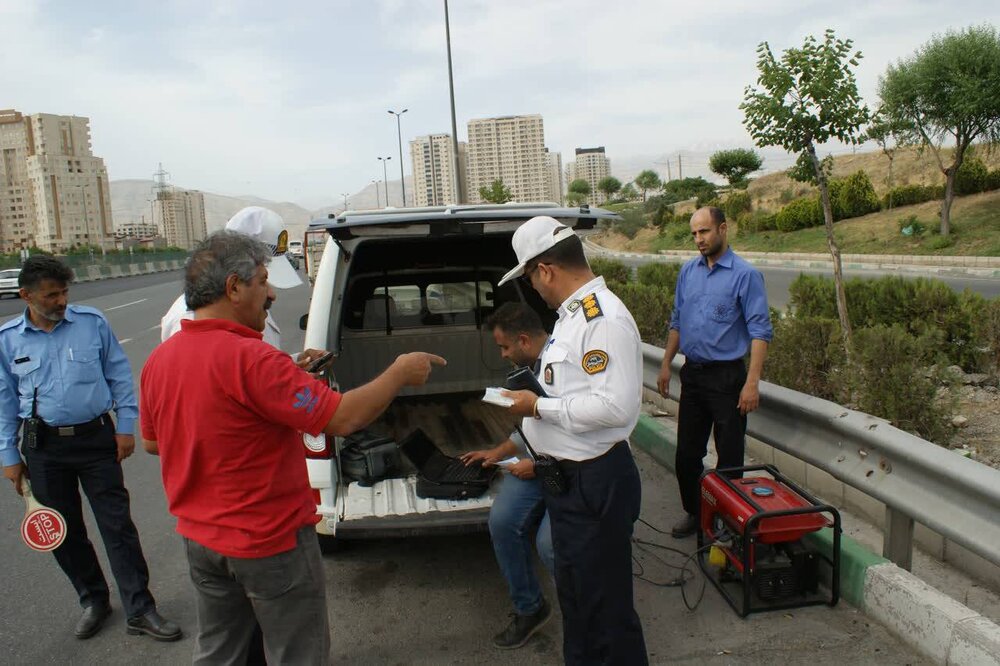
[0,269,20,298]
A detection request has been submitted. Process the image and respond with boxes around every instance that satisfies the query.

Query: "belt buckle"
[57,426,75,436]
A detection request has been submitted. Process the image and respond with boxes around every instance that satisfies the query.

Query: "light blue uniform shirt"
[668,248,773,363]
[0,304,137,467]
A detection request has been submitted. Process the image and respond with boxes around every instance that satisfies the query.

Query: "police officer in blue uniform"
[0,256,180,641]
[499,216,647,666]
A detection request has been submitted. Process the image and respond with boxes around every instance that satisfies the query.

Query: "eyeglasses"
[520,262,542,284]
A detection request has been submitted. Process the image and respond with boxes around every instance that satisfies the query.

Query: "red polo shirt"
[140,318,341,558]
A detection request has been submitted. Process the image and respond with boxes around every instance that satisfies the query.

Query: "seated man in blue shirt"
[656,207,773,538]
[0,256,180,642]
[461,302,554,650]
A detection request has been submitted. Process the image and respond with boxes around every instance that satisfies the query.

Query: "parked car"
[288,239,304,258]
[301,203,618,549]
[0,269,20,298]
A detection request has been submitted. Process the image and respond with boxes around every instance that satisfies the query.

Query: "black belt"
[684,358,744,370]
[557,440,629,470]
[41,414,110,438]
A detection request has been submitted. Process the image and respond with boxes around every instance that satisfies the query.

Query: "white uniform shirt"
[521,276,643,461]
[160,294,282,349]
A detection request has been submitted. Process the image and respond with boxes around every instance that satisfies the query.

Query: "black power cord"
[631,517,727,611]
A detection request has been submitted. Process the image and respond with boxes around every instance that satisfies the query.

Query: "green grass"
[646,189,1000,256]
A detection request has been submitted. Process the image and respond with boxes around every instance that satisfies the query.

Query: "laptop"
[398,429,496,497]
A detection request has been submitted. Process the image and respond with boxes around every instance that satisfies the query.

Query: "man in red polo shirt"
[140,231,444,664]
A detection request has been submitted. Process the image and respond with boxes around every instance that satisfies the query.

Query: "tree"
[878,25,1000,236]
[619,182,639,202]
[660,177,717,206]
[568,179,592,196]
[633,169,662,201]
[864,107,913,210]
[565,191,588,206]
[597,176,622,201]
[741,29,869,344]
[708,148,763,188]
[478,178,513,204]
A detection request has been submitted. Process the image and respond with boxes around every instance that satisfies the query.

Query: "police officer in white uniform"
[161,207,302,348]
[499,216,647,666]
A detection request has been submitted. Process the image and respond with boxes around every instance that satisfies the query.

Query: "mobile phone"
[306,351,335,373]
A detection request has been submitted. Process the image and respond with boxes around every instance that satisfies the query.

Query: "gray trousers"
[184,525,330,665]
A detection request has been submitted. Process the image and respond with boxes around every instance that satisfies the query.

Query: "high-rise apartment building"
[154,188,207,250]
[567,147,611,206]
[0,109,113,253]
[410,134,466,207]
[465,114,548,204]
[544,149,563,203]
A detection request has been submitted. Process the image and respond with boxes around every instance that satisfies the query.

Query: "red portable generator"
[698,464,841,617]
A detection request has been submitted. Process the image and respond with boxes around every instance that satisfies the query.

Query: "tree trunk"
[808,144,853,345]
[887,156,895,210]
[941,166,956,237]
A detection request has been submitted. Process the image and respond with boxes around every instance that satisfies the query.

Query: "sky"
[2,0,998,209]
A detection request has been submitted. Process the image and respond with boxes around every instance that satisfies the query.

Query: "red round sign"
[21,508,67,552]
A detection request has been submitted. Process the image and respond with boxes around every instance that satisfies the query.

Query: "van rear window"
[345,279,495,330]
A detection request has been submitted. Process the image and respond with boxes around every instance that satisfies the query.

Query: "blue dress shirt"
[668,248,773,363]
[0,304,137,467]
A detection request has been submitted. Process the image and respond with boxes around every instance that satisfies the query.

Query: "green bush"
[926,235,955,250]
[636,262,680,292]
[844,325,953,444]
[764,316,845,402]
[723,190,753,221]
[897,214,926,236]
[955,157,989,195]
[882,183,943,208]
[986,169,1000,192]
[661,222,690,242]
[588,257,632,284]
[614,208,647,239]
[778,187,796,204]
[615,282,672,346]
[775,196,823,232]
[741,210,778,234]
[965,294,1000,373]
[834,170,881,219]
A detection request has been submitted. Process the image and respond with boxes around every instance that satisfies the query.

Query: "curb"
[73,260,183,283]
[629,413,1000,666]
[585,241,1000,279]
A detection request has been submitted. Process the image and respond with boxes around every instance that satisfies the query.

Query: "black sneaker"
[492,599,553,649]
[671,513,699,539]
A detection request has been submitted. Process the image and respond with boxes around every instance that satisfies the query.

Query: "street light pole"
[444,0,462,203]
[378,156,393,206]
[340,192,350,211]
[371,179,381,208]
[388,108,408,206]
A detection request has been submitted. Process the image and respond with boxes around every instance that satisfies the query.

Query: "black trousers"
[22,420,155,618]
[544,442,647,666]
[675,360,748,517]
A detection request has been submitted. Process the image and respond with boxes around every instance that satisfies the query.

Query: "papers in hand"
[482,387,514,407]
[496,457,520,467]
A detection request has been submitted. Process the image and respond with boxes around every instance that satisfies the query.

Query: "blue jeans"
[488,473,554,616]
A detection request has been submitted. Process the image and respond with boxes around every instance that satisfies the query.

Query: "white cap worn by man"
[497,215,578,286]
[161,207,302,348]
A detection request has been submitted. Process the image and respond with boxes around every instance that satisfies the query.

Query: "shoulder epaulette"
[69,304,107,320]
[581,292,603,322]
[0,316,23,334]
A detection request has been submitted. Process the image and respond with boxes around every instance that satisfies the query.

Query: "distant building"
[544,148,563,203]
[566,147,611,206]
[0,109,113,253]
[410,134,466,206]
[465,114,548,204]
[154,188,206,250]
[115,220,159,240]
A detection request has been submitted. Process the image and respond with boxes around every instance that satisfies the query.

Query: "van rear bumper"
[319,507,490,539]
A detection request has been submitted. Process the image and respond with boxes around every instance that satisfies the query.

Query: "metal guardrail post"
[883,507,914,571]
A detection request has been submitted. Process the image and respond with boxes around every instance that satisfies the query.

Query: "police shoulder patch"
[581,349,609,375]
[581,292,603,322]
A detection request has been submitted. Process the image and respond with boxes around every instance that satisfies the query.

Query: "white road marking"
[119,338,134,344]
[145,324,161,331]
[105,298,148,311]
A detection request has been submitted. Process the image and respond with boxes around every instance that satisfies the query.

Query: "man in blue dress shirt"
[656,207,773,538]
[0,256,180,641]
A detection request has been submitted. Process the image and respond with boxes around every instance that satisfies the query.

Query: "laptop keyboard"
[443,460,485,482]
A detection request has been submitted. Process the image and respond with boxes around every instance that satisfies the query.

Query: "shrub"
[588,257,631,284]
[614,208,647,239]
[834,170,881,219]
[662,222,690,242]
[955,157,989,195]
[764,316,845,402]
[741,210,778,234]
[897,214,926,236]
[882,183,943,208]
[986,169,1000,192]
[615,282,672,346]
[636,261,680,292]
[926,235,955,250]
[723,190,753,221]
[775,196,823,232]
[778,187,796,204]
[965,294,1000,374]
[844,325,953,444]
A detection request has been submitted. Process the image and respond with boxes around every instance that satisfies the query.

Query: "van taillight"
[303,433,332,459]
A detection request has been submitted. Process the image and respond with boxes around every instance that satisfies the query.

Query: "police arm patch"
[582,349,609,375]
[581,292,603,322]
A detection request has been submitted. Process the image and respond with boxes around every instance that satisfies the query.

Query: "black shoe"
[493,599,552,649]
[126,610,182,642]
[75,603,111,639]
[671,513,699,539]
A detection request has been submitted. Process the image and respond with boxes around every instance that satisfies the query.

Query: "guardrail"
[642,342,1000,571]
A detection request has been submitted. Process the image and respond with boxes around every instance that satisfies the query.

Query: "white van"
[288,239,304,258]
[301,203,618,549]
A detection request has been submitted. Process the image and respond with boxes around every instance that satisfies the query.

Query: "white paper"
[496,457,520,467]
[482,387,514,407]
